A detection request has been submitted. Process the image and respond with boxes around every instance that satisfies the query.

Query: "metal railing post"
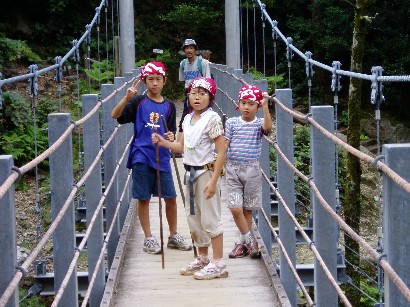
[114,76,128,230]
[48,113,78,306]
[254,79,271,257]
[101,84,119,269]
[311,106,338,306]
[275,88,296,306]
[82,94,105,306]
[0,156,18,307]
[383,144,410,306]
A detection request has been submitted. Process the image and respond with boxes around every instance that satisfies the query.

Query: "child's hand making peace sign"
[125,79,141,101]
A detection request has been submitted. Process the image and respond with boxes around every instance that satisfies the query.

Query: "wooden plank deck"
[108,157,281,307]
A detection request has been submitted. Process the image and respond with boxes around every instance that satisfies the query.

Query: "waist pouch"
[183,163,224,215]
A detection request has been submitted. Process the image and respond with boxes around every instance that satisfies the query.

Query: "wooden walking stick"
[161,115,197,257]
[152,114,165,269]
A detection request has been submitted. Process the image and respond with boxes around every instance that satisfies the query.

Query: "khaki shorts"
[186,171,223,247]
[226,160,262,210]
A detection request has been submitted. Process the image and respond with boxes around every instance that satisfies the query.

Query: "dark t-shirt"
[117,95,176,171]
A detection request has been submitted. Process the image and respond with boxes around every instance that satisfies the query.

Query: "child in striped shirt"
[224,84,272,259]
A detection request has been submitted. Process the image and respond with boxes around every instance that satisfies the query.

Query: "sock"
[240,231,252,244]
[213,258,225,268]
[199,254,209,263]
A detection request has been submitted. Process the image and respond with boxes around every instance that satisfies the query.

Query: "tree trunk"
[344,0,367,305]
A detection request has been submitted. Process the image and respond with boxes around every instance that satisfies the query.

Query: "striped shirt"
[225,116,268,163]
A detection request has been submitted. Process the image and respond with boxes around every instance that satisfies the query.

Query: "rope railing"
[260,171,351,307]
[52,132,132,306]
[0,78,132,201]
[80,170,132,307]
[272,96,410,194]
[0,116,123,306]
[258,202,315,306]
[212,65,410,304]
[263,104,410,303]
[212,75,339,305]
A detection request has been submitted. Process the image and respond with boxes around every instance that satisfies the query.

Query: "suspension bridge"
[1,0,410,306]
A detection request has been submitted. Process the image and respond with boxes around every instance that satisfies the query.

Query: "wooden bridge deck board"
[110,157,279,306]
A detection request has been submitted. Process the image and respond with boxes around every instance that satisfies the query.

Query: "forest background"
[1,0,410,124]
[0,0,410,305]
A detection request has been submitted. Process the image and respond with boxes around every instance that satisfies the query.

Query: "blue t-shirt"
[117,95,176,171]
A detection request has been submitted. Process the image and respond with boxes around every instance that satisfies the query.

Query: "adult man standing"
[177,39,211,143]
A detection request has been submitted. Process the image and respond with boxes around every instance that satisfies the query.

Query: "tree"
[344,0,370,305]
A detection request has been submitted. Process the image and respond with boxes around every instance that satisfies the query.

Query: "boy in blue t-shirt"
[224,84,272,259]
[111,61,192,254]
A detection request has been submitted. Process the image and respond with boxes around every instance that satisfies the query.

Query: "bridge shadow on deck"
[102,155,283,307]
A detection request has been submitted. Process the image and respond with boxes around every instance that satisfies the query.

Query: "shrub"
[0,37,41,69]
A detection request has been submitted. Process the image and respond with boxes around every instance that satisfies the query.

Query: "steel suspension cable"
[240,0,244,69]
[246,0,250,70]
[105,0,109,67]
[86,24,92,92]
[262,10,266,76]
[375,98,385,306]
[111,0,116,77]
[272,22,278,90]
[28,65,43,246]
[253,1,257,70]
[96,7,102,89]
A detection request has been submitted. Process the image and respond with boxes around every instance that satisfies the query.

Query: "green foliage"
[83,59,114,85]
[360,134,369,141]
[0,37,41,69]
[0,92,31,131]
[35,97,59,124]
[247,66,286,94]
[360,280,382,306]
[19,288,48,307]
[293,125,311,200]
[160,4,222,38]
[270,124,347,208]
[0,124,49,166]
[339,110,349,127]
[0,93,57,166]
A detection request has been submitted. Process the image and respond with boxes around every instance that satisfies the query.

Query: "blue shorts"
[132,162,176,200]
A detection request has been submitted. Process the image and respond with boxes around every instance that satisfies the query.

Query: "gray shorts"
[226,160,262,210]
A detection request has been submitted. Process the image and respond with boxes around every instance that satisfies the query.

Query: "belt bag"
[184,163,215,172]
[183,163,224,215]
[184,163,225,175]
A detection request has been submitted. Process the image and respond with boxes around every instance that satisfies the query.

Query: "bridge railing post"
[275,88,297,306]
[253,79,272,256]
[48,113,78,307]
[101,83,119,269]
[0,155,18,307]
[311,106,338,306]
[383,144,410,306]
[82,94,105,306]
[114,76,128,231]
[219,64,229,113]
[225,66,235,119]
